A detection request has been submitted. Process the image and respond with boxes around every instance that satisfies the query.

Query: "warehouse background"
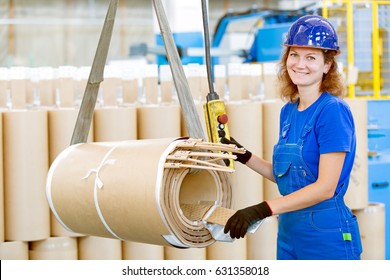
[0,0,388,261]
[0,0,316,67]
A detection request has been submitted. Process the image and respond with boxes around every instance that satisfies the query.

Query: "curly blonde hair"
[277,46,346,103]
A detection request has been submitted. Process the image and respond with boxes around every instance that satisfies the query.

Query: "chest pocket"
[274,161,309,195]
[273,161,291,196]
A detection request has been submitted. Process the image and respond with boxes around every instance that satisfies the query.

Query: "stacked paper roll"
[247,216,278,260]
[0,113,4,242]
[37,67,56,107]
[121,67,139,105]
[29,237,78,260]
[142,64,159,104]
[0,241,29,260]
[74,66,90,106]
[353,203,385,260]
[48,108,94,163]
[78,236,122,260]
[187,63,202,102]
[159,64,174,104]
[207,101,263,260]
[55,66,77,107]
[123,241,165,260]
[249,64,263,100]
[345,98,368,210]
[137,104,181,139]
[239,64,251,100]
[227,63,243,101]
[101,66,122,106]
[262,63,279,100]
[9,67,28,109]
[0,68,10,108]
[262,99,285,200]
[206,238,247,260]
[4,110,50,241]
[225,101,264,208]
[214,64,226,99]
[164,247,206,260]
[94,107,137,141]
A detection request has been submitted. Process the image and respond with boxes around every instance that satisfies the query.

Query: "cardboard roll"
[353,202,385,260]
[46,138,239,248]
[0,241,29,260]
[29,237,78,260]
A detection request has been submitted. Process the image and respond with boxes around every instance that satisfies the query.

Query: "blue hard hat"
[283,15,340,53]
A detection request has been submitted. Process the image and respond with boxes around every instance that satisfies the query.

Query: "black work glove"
[220,137,252,164]
[224,201,272,239]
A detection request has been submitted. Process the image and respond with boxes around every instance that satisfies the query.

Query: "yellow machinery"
[200,0,233,168]
[323,0,390,99]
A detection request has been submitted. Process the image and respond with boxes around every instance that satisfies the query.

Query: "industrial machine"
[130,4,320,65]
[367,100,390,260]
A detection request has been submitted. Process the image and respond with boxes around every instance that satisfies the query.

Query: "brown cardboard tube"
[227,63,242,101]
[48,108,94,163]
[164,246,206,260]
[101,77,122,106]
[78,236,122,260]
[55,66,77,108]
[226,101,264,208]
[46,138,236,248]
[207,238,247,260]
[262,63,278,100]
[137,104,181,139]
[344,98,368,210]
[159,64,174,104]
[214,65,226,99]
[94,107,137,141]
[55,78,76,108]
[29,237,78,260]
[142,64,159,104]
[0,113,4,242]
[262,99,285,200]
[0,68,10,108]
[247,216,278,259]
[123,241,164,260]
[0,241,29,260]
[187,64,201,102]
[4,109,50,241]
[353,203,385,260]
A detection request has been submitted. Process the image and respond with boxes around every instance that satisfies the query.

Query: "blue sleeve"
[316,99,355,154]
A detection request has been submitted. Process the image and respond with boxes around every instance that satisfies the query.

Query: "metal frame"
[323,0,390,99]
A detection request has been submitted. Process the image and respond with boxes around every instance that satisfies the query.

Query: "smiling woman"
[221,15,362,260]
[285,47,331,106]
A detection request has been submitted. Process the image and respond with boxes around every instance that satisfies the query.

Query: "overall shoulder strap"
[299,93,333,140]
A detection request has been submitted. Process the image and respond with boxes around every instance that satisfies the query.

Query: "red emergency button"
[217,114,228,124]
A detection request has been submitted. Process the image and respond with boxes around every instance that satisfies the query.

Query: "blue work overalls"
[272,95,362,260]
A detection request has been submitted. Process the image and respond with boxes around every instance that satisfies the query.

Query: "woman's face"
[286,47,331,90]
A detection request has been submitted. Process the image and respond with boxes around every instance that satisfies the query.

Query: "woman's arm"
[245,154,275,183]
[267,152,346,215]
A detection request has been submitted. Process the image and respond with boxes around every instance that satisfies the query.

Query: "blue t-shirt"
[278,92,356,194]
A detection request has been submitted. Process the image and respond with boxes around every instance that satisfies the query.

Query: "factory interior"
[0,0,389,261]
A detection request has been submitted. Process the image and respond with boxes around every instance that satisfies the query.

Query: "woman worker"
[222,14,362,260]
